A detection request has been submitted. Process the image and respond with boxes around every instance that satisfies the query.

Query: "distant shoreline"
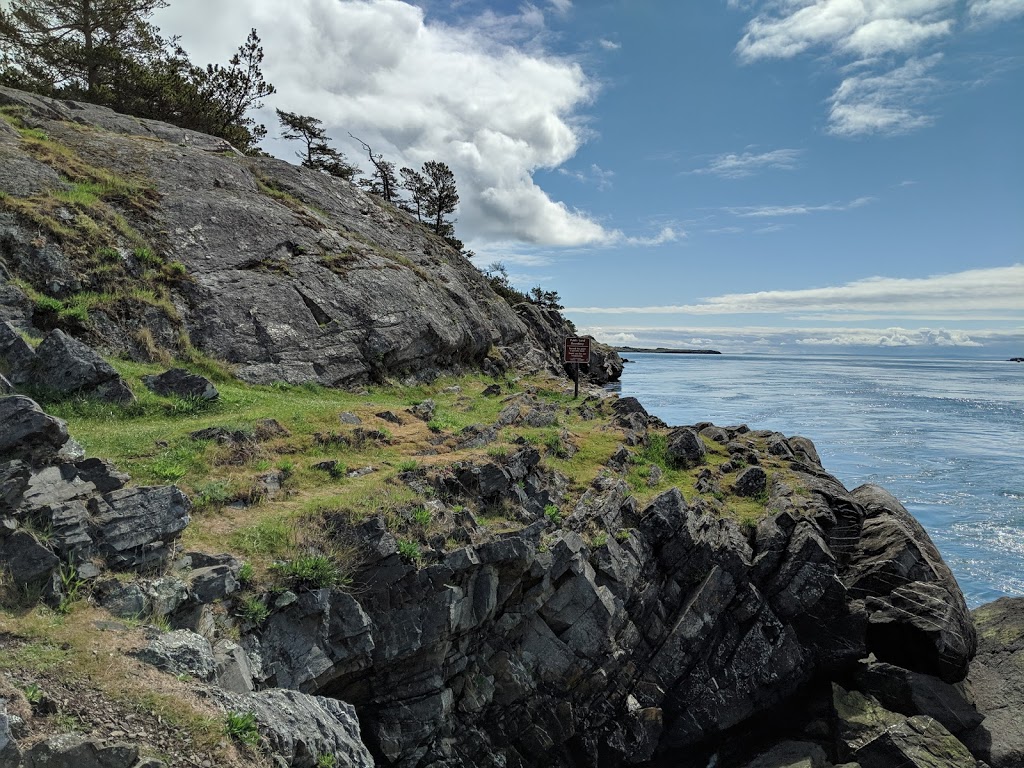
[615,346,722,355]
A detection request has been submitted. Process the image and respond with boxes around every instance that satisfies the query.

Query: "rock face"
[0,396,190,606]
[232,426,979,767]
[963,597,1024,767]
[0,85,621,388]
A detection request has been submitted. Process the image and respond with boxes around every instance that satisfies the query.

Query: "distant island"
[1011,357,1024,363]
[615,346,722,355]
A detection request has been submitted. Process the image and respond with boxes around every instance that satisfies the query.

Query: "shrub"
[397,539,422,564]
[544,504,562,525]
[411,507,431,527]
[272,554,341,589]
[225,711,260,747]
[237,595,269,624]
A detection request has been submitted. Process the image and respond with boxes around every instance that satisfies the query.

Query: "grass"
[225,711,260,747]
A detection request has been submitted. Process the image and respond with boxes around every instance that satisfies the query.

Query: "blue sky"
[156,0,1023,355]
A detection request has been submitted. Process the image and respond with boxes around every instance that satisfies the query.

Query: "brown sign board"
[564,337,591,364]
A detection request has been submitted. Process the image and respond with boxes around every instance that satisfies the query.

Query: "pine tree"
[277,109,360,180]
[421,160,459,237]
[399,166,428,222]
[350,135,398,202]
[0,0,168,98]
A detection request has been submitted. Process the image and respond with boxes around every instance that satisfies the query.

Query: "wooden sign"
[564,337,591,364]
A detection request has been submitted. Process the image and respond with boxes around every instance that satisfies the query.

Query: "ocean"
[611,352,1024,608]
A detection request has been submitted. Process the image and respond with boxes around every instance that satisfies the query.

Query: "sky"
[153,0,1024,356]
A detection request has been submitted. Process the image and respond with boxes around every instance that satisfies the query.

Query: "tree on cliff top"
[421,160,459,238]
[0,0,168,99]
[277,109,360,180]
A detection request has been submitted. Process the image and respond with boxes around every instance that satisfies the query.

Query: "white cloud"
[548,0,573,17]
[828,55,942,136]
[155,0,614,247]
[598,38,622,51]
[736,0,957,62]
[558,163,615,190]
[727,196,873,217]
[969,0,1024,22]
[733,1,964,137]
[566,264,1024,319]
[688,148,802,178]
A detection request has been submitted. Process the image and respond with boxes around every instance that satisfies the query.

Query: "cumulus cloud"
[736,0,957,62]
[598,39,622,51]
[154,0,633,247]
[828,55,942,136]
[566,264,1024,319]
[733,0,967,136]
[969,0,1024,22]
[688,148,802,179]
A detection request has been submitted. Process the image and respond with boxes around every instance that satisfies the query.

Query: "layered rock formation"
[3,390,1003,767]
[0,86,620,388]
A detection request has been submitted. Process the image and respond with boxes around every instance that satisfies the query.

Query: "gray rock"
[136,629,216,682]
[91,486,191,571]
[408,399,435,421]
[339,412,362,425]
[189,564,239,603]
[0,321,36,385]
[97,580,148,620]
[1,700,22,767]
[0,530,59,589]
[21,734,139,768]
[963,597,1024,767]
[788,435,822,466]
[0,396,69,466]
[141,368,218,400]
[734,466,768,497]
[666,427,706,469]
[847,484,976,683]
[856,715,976,768]
[218,689,373,768]
[32,330,135,403]
[741,741,828,768]
[0,373,13,394]
[213,638,255,693]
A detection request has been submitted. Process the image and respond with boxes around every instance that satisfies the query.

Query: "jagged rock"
[375,410,403,425]
[847,484,976,683]
[96,579,148,619]
[833,684,906,757]
[218,689,373,768]
[91,486,190,571]
[339,411,362,425]
[0,396,69,466]
[254,418,290,439]
[0,530,59,590]
[0,321,35,385]
[213,639,255,693]
[188,564,239,603]
[482,384,502,397]
[408,399,435,421]
[1,700,23,767]
[141,368,218,401]
[612,396,648,420]
[788,435,822,466]
[32,330,135,403]
[136,629,216,682]
[20,734,140,768]
[853,659,983,736]
[734,466,768,497]
[72,458,130,494]
[963,597,1024,767]
[666,427,705,469]
[455,425,497,450]
[740,741,828,768]
[856,716,977,768]
[0,374,13,394]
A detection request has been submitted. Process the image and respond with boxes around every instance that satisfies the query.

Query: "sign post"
[563,337,591,399]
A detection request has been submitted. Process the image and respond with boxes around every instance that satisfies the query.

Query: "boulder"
[20,734,140,768]
[963,597,1024,767]
[218,689,373,768]
[0,373,13,394]
[408,399,435,421]
[0,530,59,589]
[90,486,191,571]
[740,741,828,768]
[846,484,976,683]
[0,321,35,385]
[734,466,768,497]
[666,427,706,469]
[1,698,23,767]
[32,330,134,402]
[140,368,218,401]
[213,638,255,693]
[136,629,216,682]
[0,396,69,466]
[855,715,977,768]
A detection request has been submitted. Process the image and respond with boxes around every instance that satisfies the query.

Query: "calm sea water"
[612,352,1024,608]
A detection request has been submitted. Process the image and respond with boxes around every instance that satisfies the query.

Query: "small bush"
[317,755,337,768]
[544,504,562,525]
[397,459,419,473]
[237,595,269,624]
[225,711,260,747]
[272,554,341,589]
[237,562,255,585]
[411,507,431,527]
[397,539,422,564]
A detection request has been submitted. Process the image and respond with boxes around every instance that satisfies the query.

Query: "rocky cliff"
[0,85,620,387]
[2,379,1014,768]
